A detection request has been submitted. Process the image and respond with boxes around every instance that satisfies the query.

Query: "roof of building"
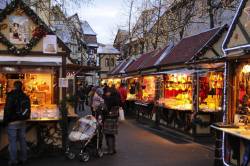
[98,44,120,54]
[81,21,97,35]
[159,27,223,66]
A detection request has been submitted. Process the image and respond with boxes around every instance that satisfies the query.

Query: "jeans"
[7,121,27,164]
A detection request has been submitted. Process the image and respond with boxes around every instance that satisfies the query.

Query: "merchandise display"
[0,72,59,120]
[141,76,156,102]
[199,72,223,112]
[237,64,250,115]
[101,78,121,88]
[126,77,140,101]
[158,73,193,111]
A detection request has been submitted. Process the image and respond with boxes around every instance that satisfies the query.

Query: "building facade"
[98,44,120,79]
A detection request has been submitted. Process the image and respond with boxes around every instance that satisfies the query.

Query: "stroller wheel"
[97,149,103,158]
[66,152,75,160]
[79,152,90,162]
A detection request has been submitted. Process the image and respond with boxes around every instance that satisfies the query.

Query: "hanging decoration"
[0,0,53,56]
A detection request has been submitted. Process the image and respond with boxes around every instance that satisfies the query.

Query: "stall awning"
[157,69,196,75]
[0,55,62,66]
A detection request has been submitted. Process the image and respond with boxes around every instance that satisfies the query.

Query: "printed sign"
[43,35,57,54]
[9,16,29,44]
[59,78,68,88]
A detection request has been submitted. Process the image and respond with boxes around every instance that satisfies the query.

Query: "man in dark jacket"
[4,81,30,166]
[103,87,121,155]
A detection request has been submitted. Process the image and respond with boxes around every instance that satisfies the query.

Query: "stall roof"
[159,27,223,67]
[137,43,174,70]
[108,60,126,75]
[125,50,157,73]
[222,0,250,55]
[109,58,134,76]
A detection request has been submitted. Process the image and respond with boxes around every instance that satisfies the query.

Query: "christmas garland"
[0,0,52,56]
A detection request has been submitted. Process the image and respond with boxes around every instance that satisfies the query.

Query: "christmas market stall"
[212,0,250,165]
[156,27,227,136]
[124,51,157,120]
[124,45,173,120]
[0,0,71,154]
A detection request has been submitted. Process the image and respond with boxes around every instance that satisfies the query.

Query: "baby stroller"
[65,115,103,162]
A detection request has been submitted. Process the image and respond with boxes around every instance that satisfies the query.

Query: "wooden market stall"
[212,0,250,165]
[0,0,70,153]
[124,45,173,120]
[157,26,227,136]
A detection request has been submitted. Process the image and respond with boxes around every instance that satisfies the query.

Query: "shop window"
[0,72,58,119]
[110,58,115,67]
[141,76,156,102]
[127,77,140,100]
[237,64,250,115]
[105,58,109,67]
[198,72,223,112]
[158,73,193,111]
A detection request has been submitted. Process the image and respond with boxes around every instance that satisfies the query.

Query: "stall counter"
[212,125,250,141]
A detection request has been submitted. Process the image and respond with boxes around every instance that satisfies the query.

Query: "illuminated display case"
[198,72,223,112]
[101,78,121,89]
[126,77,140,101]
[0,69,59,120]
[141,76,156,102]
[236,64,250,116]
[158,73,193,111]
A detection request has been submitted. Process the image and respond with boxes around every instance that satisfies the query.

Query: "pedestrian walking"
[76,84,86,113]
[118,83,127,112]
[3,81,31,166]
[103,87,121,155]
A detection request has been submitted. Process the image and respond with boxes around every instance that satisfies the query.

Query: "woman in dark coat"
[103,87,121,155]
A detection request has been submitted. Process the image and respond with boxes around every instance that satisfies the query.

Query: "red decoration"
[32,26,47,38]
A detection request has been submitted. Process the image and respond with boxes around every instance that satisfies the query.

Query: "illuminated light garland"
[222,62,230,166]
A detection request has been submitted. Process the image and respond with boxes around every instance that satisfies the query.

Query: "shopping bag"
[119,107,125,121]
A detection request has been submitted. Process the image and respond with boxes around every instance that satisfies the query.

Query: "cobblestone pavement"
[0,120,214,166]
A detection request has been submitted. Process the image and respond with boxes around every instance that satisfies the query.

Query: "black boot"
[109,135,116,155]
[104,135,111,155]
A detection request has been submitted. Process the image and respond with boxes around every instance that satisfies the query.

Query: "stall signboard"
[43,35,57,54]
[59,78,68,88]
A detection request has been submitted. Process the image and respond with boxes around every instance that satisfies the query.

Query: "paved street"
[1,119,213,166]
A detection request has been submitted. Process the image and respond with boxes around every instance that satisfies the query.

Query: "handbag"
[119,107,125,121]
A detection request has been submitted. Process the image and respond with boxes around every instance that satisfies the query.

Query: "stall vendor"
[239,86,250,115]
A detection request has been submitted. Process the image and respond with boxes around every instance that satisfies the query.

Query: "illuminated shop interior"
[141,76,156,102]
[0,69,58,119]
[126,77,140,100]
[158,73,193,111]
[236,64,250,118]
[198,71,223,112]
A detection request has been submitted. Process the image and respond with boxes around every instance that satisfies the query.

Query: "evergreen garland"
[0,0,53,56]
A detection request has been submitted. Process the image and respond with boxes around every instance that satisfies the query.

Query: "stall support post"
[61,53,68,152]
[214,130,223,166]
[154,106,160,129]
